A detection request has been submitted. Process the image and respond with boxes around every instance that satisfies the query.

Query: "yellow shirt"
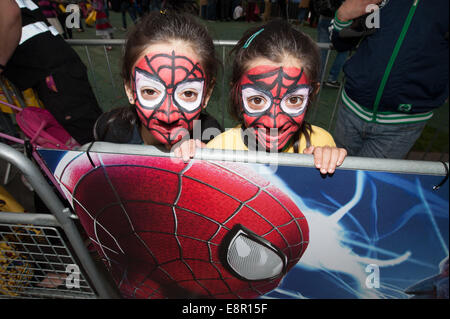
[206,125,336,153]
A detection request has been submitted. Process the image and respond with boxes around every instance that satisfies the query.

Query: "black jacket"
[331,0,448,123]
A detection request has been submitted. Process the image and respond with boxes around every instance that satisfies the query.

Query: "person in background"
[233,1,245,21]
[262,0,271,21]
[246,0,257,22]
[297,0,310,24]
[313,0,347,88]
[37,0,65,36]
[149,0,161,11]
[207,0,217,21]
[199,0,208,19]
[276,0,287,19]
[120,0,137,30]
[0,0,103,145]
[93,0,114,49]
[308,0,318,27]
[218,0,232,21]
[331,0,448,159]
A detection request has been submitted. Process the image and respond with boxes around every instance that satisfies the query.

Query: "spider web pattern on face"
[57,152,309,299]
[132,52,206,134]
[241,67,308,127]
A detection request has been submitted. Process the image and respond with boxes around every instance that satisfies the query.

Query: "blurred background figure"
[207,0,217,21]
[199,0,208,19]
[297,0,310,25]
[0,0,103,145]
[313,0,347,87]
[262,0,271,21]
[218,0,232,21]
[149,0,161,11]
[233,1,245,21]
[120,0,137,30]
[37,0,65,36]
[276,0,287,19]
[246,0,257,22]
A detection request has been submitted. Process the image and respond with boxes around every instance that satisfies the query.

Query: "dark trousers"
[219,0,232,20]
[121,1,138,28]
[277,0,287,19]
[207,0,218,20]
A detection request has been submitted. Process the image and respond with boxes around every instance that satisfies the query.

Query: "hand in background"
[337,0,382,22]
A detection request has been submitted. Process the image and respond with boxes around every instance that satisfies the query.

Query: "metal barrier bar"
[80,142,449,176]
[0,142,121,298]
[0,212,59,227]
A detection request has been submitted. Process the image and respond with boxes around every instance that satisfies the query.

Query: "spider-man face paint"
[132,51,206,145]
[240,66,311,151]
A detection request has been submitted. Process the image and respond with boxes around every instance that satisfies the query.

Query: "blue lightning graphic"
[254,165,449,299]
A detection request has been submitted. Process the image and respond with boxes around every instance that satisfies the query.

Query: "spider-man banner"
[38,147,449,299]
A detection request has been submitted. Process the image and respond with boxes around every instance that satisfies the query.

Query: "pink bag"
[16,107,80,150]
[1,100,80,150]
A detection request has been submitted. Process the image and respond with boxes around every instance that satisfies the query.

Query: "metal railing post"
[0,142,121,299]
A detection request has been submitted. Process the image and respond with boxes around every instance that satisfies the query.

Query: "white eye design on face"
[280,87,310,115]
[173,80,205,112]
[135,69,166,109]
[242,87,272,114]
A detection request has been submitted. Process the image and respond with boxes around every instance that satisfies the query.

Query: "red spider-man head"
[129,50,206,145]
[240,65,311,152]
[56,152,309,299]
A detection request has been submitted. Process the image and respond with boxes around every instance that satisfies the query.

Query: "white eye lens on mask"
[135,69,166,109]
[242,87,272,114]
[280,87,310,115]
[222,225,287,281]
[173,80,205,112]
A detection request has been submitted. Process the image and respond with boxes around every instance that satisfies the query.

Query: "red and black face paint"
[131,51,206,145]
[240,65,311,152]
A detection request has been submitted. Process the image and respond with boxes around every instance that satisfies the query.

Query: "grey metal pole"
[328,77,345,132]
[84,45,99,98]
[0,142,121,299]
[310,43,331,124]
[103,45,116,90]
[82,141,449,176]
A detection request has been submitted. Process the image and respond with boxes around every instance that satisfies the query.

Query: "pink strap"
[30,120,48,145]
[0,100,22,112]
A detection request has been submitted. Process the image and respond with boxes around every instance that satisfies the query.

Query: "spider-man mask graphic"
[240,65,311,152]
[132,51,206,145]
[55,152,309,299]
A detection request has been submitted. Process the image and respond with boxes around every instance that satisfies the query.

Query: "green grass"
[71,11,448,155]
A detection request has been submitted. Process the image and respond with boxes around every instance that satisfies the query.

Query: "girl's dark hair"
[229,19,321,150]
[122,10,219,90]
[97,11,220,141]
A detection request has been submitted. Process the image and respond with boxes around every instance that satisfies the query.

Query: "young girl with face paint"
[207,19,347,174]
[94,11,222,160]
